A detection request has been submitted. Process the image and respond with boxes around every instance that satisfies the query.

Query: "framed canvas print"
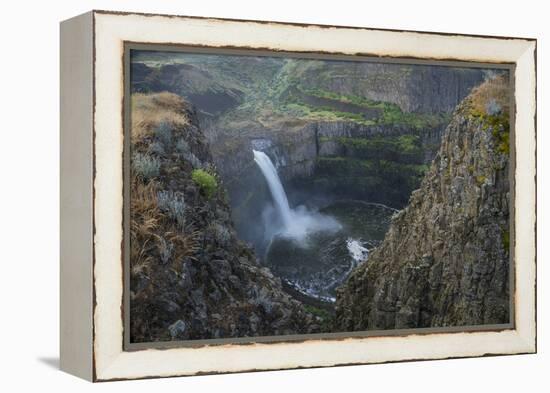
[60,10,537,381]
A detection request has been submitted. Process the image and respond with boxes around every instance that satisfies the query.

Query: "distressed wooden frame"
[60,10,537,382]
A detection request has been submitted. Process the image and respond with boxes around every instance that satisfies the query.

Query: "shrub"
[211,222,231,246]
[157,236,174,265]
[175,138,202,168]
[184,152,202,168]
[486,99,502,116]
[192,169,218,199]
[170,230,201,265]
[157,190,186,228]
[155,121,172,146]
[132,152,160,180]
[175,139,189,155]
[148,141,165,157]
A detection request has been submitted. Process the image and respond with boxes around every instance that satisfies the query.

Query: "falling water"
[253,150,293,230]
[252,149,386,301]
[253,149,341,241]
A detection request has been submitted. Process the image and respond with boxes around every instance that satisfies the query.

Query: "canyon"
[129,51,511,341]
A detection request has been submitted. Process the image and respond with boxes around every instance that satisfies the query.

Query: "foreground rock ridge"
[129,93,316,342]
[334,77,511,330]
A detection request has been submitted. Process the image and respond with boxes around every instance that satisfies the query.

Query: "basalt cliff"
[334,77,511,330]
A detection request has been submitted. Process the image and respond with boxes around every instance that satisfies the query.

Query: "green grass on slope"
[281,87,451,129]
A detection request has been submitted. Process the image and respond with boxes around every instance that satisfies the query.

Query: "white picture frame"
[60,10,536,381]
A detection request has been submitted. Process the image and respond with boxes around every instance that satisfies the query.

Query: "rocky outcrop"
[334,77,511,330]
[273,120,439,208]
[279,120,444,174]
[131,62,244,115]
[129,92,316,342]
[300,62,486,113]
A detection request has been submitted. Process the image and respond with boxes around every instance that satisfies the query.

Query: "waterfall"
[253,150,293,230]
[253,149,341,241]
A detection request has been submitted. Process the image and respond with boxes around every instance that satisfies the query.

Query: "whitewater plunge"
[253,150,341,241]
[251,149,396,301]
[253,150,293,230]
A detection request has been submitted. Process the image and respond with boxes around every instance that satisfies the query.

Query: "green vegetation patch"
[281,101,376,125]
[302,87,385,108]
[376,102,452,129]
[303,304,333,331]
[192,169,218,199]
[476,175,487,185]
[297,87,451,129]
[469,105,510,156]
[482,113,510,155]
[493,125,510,155]
[324,135,424,164]
[304,305,332,320]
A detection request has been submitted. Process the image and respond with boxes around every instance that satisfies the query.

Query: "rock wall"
[301,62,486,113]
[275,121,442,208]
[131,62,244,115]
[129,93,316,342]
[334,77,511,330]
[279,120,444,172]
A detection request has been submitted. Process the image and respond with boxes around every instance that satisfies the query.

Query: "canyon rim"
[126,48,512,344]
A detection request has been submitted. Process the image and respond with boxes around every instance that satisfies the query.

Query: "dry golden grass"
[130,178,163,276]
[469,75,510,117]
[167,229,201,265]
[131,92,190,143]
[130,174,200,274]
[130,92,201,276]
[131,179,161,235]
